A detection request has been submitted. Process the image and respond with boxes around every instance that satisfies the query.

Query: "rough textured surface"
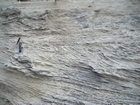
[0,0,140,105]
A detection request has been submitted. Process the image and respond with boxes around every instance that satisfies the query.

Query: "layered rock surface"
[0,0,140,105]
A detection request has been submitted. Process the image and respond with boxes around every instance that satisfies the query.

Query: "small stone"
[88,5,92,7]
[130,29,135,31]
[94,9,101,12]
[82,23,89,28]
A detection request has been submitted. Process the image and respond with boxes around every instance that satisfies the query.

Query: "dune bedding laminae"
[0,0,140,105]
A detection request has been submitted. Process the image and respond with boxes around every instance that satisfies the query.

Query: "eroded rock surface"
[0,0,140,105]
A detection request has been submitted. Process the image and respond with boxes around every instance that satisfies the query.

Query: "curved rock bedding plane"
[0,0,140,105]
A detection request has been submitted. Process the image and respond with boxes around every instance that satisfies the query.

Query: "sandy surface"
[0,0,140,105]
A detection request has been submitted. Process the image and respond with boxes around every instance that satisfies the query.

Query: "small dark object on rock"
[88,5,92,7]
[54,0,57,4]
[130,29,135,31]
[83,23,89,28]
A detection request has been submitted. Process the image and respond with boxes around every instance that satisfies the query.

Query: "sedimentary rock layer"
[0,0,140,105]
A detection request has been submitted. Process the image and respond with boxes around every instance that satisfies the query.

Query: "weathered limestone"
[0,0,140,105]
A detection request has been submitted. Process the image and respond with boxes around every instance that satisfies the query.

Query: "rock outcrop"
[0,0,140,105]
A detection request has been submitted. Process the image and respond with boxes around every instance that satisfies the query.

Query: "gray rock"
[0,8,21,18]
[0,0,140,105]
[14,54,32,64]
